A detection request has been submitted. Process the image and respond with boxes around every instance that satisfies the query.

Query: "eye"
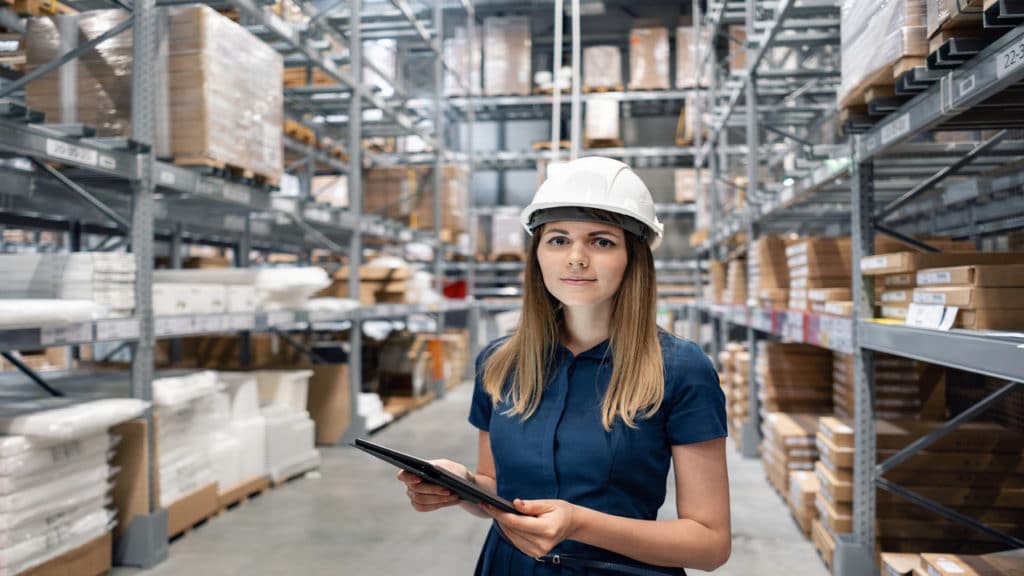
[546,236,570,246]
[592,238,616,248]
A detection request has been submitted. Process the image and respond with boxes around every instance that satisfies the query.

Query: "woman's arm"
[483,437,731,572]
[397,430,497,519]
[457,430,498,518]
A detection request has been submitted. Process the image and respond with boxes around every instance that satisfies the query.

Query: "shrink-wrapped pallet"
[628,27,670,90]
[838,0,928,107]
[583,46,622,90]
[483,17,531,96]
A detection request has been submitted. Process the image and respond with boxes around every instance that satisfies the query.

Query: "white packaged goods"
[838,0,927,107]
[583,46,621,89]
[262,405,319,481]
[254,370,313,412]
[0,433,110,476]
[584,100,620,141]
[0,398,146,440]
[0,506,112,576]
[444,26,482,96]
[358,393,393,431]
[363,39,398,98]
[152,370,219,408]
[0,447,108,495]
[153,267,329,310]
[209,431,241,490]
[216,373,262,421]
[483,17,531,96]
[676,27,711,89]
[0,299,105,329]
[226,285,258,313]
[0,253,135,317]
[232,416,267,481]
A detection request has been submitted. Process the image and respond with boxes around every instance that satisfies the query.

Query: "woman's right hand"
[397,459,468,512]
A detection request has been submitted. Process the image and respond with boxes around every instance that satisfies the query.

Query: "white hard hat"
[521,156,664,250]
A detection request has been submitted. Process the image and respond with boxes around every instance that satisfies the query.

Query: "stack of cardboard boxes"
[483,17,531,96]
[707,260,727,304]
[628,27,670,90]
[862,252,1024,326]
[882,551,1024,576]
[723,258,748,306]
[319,263,410,305]
[716,342,750,446]
[761,412,819,509]
[583,46,622,90]
[363,165,469,235]
[756,342,833,415]
[814,417,1024,563]
[832,353,947,420]
[749,235,790,309]
[786,238,851,312]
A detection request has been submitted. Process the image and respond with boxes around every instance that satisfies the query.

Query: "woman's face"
[536,220,629,309]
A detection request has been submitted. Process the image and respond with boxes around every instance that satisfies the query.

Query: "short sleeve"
[665,340,728,446]
[468,338,506,431]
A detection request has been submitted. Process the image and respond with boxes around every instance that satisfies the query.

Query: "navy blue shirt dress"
[468,331,727,575]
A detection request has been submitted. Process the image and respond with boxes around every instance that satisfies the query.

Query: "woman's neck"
[561,301,613,355]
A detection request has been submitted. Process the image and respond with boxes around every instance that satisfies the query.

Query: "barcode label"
[861,256,888,271]
[914,292,946,305]
[41,322,93,345]
[96,319,140,341]
[917,271,951,285]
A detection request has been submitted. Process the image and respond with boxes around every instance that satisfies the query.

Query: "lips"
[561,277,596,285]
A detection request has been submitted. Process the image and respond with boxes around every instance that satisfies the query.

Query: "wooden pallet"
[284,119,317,147]
[271,467,314,489]
[532,140,570,151]
[585,137,623,149]
[174,156,279,188]
[839,55,926,109]
[217,476,271,513]
[10,0,68,16]
[583,84,624,93]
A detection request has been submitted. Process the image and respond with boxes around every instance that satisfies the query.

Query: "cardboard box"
[674,169,698,204]
[583,45,622,89]
[921,553,1024,576]
[884,273,917,287]
[917,264,1024,287]
[483,17,531,96]
[957,308,1024,330]
[879,289,913,305]
[861,252,1024,276]
[729,25,746,74]
[808,288,851,302]
[111,419,149,540]
[913,286,1024,308]
[927,0,984,38]
[306,363,351,445]
[22,533,113,576]
[881,553,927,576]
[166,483,219,538]
[628,27,670,90]
[811,519,835,570]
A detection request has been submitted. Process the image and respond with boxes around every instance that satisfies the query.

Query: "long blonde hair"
[482,222,665,431]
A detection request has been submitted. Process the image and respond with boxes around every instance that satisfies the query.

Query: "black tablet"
[353,437,520,514]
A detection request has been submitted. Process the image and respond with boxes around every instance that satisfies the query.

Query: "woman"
[398,157,731,574]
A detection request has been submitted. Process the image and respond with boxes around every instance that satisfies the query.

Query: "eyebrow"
[544,228,621,239]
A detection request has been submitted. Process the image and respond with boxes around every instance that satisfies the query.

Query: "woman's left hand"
[481,499,579,559]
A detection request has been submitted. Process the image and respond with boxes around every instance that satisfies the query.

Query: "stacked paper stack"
[153,267,329,312]
[913,263,1024,331]
[756,342,833,415]
[0,253,136,317]
[749,235,790,309]
[722,258,747,305]
[707,261,727,304]
[882,552,1024,576]
[152,371,221,508]
[786,238,850,312]
[832,353,947,420]
[815,417,1024,558]
[788,470,819,538]
[0,397,147,575]
[255,371,320,483]
[760,412,819,498]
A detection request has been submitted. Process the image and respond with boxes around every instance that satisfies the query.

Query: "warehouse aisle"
[115,382,826,575]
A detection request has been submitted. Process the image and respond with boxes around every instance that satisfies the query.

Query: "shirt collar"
[556,339,611,360]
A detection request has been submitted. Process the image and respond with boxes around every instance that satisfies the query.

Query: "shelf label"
[251,221,271,236]
[228,314,255,331]
[266,311,296,327]
[914,292,946,305]
[223,184,251,205]
[881,291,908,303]
[881,113,911,145]
[158,169,176,186]
[96,318,140,341]
[303,207,332,223]
[41,322,93,346]
[154,316,193,337]
[997,37,1024,79]
[223,214,247,232]
[917,270,951,285]
[861,255,889,271]
[98,156,116,170]
[46,139,98,167]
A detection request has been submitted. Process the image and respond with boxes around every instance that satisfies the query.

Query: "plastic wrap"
[0,463,109,514]
[0,299,106,329]
[363,39,398,98]
[262,405,317,482]
[0,433,110,476]
[839,0,928,106]
[0,398,147,440]
[0,253,135,316]
[0,448,107,495]
[254,370,313,412]
[675,27,711,89]
[628,27,670,90]
[216,373,261,422]
[152,267,330,310]
[0,508,112,576]
[232,416,267,480]
[444,26,482,96]
[24,11,136,140]
[209,430,241,490]
[0,494,108,547]
[583,46,622,90]
[152,370,219,408]
[584,99,620,141]
[483,17,531,96]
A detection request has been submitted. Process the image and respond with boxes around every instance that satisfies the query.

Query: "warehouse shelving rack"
[690,0,1024,573]
[0,0,476,568]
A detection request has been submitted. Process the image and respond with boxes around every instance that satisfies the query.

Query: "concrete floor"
[115,382,828,575]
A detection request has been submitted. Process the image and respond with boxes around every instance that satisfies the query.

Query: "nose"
[567,245,588,269]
